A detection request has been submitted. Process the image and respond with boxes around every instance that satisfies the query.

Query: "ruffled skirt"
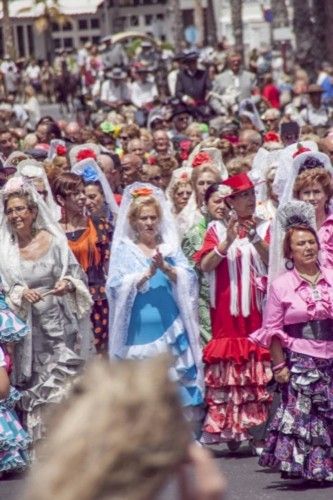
[201,338,272,444]
[259,352,333,481]
[119,316,204,421]
[0,295,29,343]
[0,388,31,473]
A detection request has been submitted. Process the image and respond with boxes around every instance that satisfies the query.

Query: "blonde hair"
[128,195,162,229]
[191,164,220,205]
[25,355,190,500]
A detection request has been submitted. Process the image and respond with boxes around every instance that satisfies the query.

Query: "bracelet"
[65,280,75,292]
[213,245,226,258]
[272,361,286,373]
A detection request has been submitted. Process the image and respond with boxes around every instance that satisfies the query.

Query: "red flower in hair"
[77,148,97,161]
[292,143,311,158]
[264,132,280,143]
[56,144,67,156]
[179,150,190,161]
[147,155,157,165]
[192,151,211,168]
[179,140,192,151]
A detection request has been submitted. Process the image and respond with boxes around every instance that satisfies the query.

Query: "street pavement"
[1,444,333,500]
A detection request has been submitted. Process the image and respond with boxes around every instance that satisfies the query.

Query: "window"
[63,22,72,31]
[145,15,153,25]
[130,15,139,26]
[27,24,34,55]
[52,22,60,31]
[90,18,100,29]
[80,36,89,44]
[64,37,73,48]
[16,26,25,57]
[157,13,164,21]
[54,38,62,49]
[78,19,88,30]
[92,36,100,44]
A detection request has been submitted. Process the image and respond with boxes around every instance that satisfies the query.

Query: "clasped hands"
[22,279,73,304]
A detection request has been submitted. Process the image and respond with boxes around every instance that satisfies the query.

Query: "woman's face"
[173,183,192,213]
[289,230,319,269]
[6,196,36,234]
[228,188,256,218]
[63,183,86,216]
[207,192,227,221]
[55,157,70,173]
[85,184,105,215]
[135,205,160,241]
[32,178,48,201]
[266,167,278,202]
[188,131,202,148]
[298,180,328,216]
[195,172,217,206]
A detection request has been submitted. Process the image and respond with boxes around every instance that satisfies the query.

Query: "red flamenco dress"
[194,221,272,444]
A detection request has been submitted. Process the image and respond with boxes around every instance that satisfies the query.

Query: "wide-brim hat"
[136,61,153,73]
[307,84,324,94]
[171,103,192,119]
[292,149,332,173]
[181,49,199,62]
[105,67,127,79]
[221,172,256,197]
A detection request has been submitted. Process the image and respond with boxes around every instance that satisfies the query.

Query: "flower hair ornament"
[77,148,97,162]
[192,151,211,168]
[69,143,100,167]
[131,187,153,199]
[81,164,99,183]
[100,122,121,137]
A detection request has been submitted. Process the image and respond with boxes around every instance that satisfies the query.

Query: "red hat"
[221,172,254,196]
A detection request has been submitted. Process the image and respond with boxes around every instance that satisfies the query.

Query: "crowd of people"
[0,37,333,496]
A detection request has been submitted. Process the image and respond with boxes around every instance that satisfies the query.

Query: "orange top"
[68,217,101,272]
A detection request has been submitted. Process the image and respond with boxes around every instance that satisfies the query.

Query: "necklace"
[299,270,320,287]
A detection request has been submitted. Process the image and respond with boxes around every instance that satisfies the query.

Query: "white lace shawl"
[107,237,204,393]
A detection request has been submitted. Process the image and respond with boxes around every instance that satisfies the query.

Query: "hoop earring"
[325,200,330,213]
[285,259,294,271]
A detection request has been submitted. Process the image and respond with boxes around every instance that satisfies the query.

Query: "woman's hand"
[152,248,165,270]
[22,288,43,304]
[53,280,72,296]
[226,215,238,246]
[274,366,290,384]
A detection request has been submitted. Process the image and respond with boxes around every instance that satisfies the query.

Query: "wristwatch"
[248,228,261,244]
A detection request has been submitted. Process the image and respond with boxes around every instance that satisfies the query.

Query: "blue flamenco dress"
[126,264,203,409]
[0,294,31,473]
[108,241,204,422]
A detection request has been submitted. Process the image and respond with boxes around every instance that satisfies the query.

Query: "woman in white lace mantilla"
[107,183,204,429]
[0,177,93,443]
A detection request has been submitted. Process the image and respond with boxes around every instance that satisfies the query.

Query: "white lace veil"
[110,182,179,261]
[0,177,69,290]
[71,158,119,216]
[268,200,316,287]
[15,159,61,221]
[251,147,282,203]
[272,140,319,201]
[186,144,228,180]
[280,150,333,204]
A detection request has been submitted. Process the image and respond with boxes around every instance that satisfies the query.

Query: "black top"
[175,68,211,103]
